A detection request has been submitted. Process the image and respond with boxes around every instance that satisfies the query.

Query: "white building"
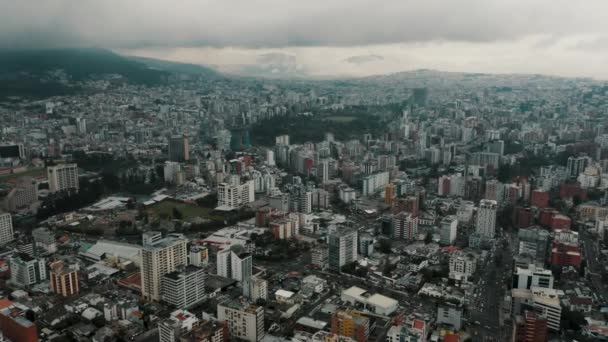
[161,265,206,309]
[266,150,275,166]
[449,251,477,283]
[216,246,253,297]
[513,265,554,290]
[440,215,458,245]
[476,199,497,238]
[339,186,357,204]
[9,255,47,287]
[250,276,268,301]
[141,232,188,301]
[437,303,463,331]
[340,286,398,316]
[47,164,79,193]
[362,171,390,196]
[217,179,255,210]
[0,212,14,245]
[188,245,209,267]
[512,287,563,332]
[217,301,265,342]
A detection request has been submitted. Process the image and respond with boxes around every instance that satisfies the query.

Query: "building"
[511,287,563,332]
[217,301,264,342]
[3,176,37,212]
[178,320,228,342]
[328,228,358,272]
[250,276,268,301]
[169,135,190,162]
[141,232,188,301]
[217,180,255,210]
[362,172,390,196]
[330,310,369,342]
[475,199,497,239]
[513,310,548,342]
[189,245,209,267]
[216,245,253,297]
[49,260,79,297]
[440,215,458,245]
[392,212,418,241]
[530,190,549,208]
[513,265,554,290]
[47,164,79,193]
[449,251,477,284]
[158,309,199,342]
[9,254,47,287]
[384,183,396,205]
[437,303,463,331]
[162,265,206,309]
[341,286,398,316]
[0,212,14,246]
[0,303,38,342]
[311,245,329,269]
[518,227,550,266]
[550,241,581,268]
[32,227,57,254]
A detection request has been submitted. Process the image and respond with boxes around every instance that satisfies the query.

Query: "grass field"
[326,115,357,123]
[146,200,221,221]
[0,167,46,183]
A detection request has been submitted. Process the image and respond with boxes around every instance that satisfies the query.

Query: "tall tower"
[141,233,188,301]
[476,199,498,239]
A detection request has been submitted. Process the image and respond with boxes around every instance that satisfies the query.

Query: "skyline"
[2,0,608,79]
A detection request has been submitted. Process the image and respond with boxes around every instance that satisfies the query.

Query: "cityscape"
[1,2,608,342]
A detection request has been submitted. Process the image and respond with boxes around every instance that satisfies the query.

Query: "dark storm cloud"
[0,0,606,49]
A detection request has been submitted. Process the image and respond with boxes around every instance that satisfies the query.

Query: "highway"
[581,229,608,302]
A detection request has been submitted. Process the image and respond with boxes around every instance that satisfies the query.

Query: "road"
[581,229,608,302]
[468,236,512,342]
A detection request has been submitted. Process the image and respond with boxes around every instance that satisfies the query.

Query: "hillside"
[0,48,168,98]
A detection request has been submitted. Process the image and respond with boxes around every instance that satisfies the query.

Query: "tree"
[172,207,183,220]
[561,307,587,331]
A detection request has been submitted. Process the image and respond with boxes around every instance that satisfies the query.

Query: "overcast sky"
[2,0,608,78]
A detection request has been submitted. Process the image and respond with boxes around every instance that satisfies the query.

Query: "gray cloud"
[0,0,607,49]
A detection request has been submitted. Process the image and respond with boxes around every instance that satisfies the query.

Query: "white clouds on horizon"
[1,1,608,78]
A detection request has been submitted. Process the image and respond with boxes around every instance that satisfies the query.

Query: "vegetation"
[146,200,220,221]
[251,106,391,145]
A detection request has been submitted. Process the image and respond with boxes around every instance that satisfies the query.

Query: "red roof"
[0,298,13,310]
[444,333,459,342]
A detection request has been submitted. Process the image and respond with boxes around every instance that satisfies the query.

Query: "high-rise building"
[384,183,396,205]
[169,135,190,162]
[189,245,209,267]
[249,276,268,302]
[47,164,79,193]
[392,212,418,241]
[440,215,458,245]
[9,254,47,287]
[518,227,550,266]
[0,212,14,245]
[32,227,57,254]
[216,246,253,297]
[162,265,206,309]
[158,309,199,342]
[328,228,358,272]
[476,199,497,239]
[217,301,264,342]
[330,310,370,342]
[567,156,590,177]
[437,303,463,331]
[3,176,38,212]
[217,180,255,210]
[311,245,329,269]
[49,260,79,297]
[76,117,87,135]
[511,287,562,332]
[266,150,275,166]
[141,232,188,301]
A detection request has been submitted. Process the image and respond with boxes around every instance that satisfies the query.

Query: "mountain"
[0,48,169,98]
[127,55,219,78]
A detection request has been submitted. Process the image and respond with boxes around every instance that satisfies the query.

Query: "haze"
[2,0,608,78]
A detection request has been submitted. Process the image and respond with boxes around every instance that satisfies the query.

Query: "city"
[1,2,608,342]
